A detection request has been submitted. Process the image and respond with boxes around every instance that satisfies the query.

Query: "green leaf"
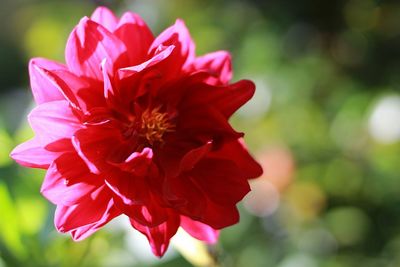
[0,181,26,258]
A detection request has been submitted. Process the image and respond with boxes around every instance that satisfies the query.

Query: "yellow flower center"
[139,107,175,145]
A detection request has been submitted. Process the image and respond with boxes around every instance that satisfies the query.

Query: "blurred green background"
[1,0,400,266]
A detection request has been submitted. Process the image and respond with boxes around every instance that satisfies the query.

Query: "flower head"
[11,7,262,257]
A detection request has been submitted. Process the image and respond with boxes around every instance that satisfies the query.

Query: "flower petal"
[105,170,149,206]
[101,58,115,101]
[10,138,61,169]
[162,173,207,220]
[70,202,120,241]
[180,216,219,244]
[54,185,116,234]
[211,139,263,179]
[130,210,180,257]
[105,148,156,206]
[90,6,118,32]
[157,138,212,178]
[182,80,256,119]
[178,141,212,174]
[72,126,122,174]
[191,158,250,205]
[149,19,195,79]
[29,58,67,104]
[28,100,81,147]
[191,51,232,85]
[128,200,169,227]
[118,45,175,79]
[41,153,100,206]
[201,200,240,229]
[115,11,154,65]
[31,65,98,113]
[65,17,127,80]
[178,105,243,142]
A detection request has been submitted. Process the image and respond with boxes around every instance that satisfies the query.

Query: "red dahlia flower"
[11,7,262,257]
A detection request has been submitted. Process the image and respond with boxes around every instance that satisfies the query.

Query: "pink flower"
[11,7,262,257]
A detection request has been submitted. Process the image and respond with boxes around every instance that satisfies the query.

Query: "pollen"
[140,107,175,145]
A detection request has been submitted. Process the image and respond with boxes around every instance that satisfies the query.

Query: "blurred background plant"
[1,0,400,266]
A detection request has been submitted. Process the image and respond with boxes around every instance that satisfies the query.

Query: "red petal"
[116,45,175,104]
[130,210,180,257]
[182,80,256,119]
[180,216,219,244]
[178,141,212,174]
[90,6,118,32]
[157,138,212,178]
[162,173,207,220]
[29,58,66,104]
[191,158,251,205]
[41,153,100,206]
[178,105,243,142]
[149,19,195,79]
[72,126,122,174]
[105,148,156,206]
[201,201,240,229]
[65,17,127,80]
[54,185,117,234]
[70,202,120,241]
[128,200,168,227]
[191,51,232,85]
[115,11,154,65]
[211,139,263,179]
[105,170,149,206]
[118,45,175,79]
[122,147,153,171]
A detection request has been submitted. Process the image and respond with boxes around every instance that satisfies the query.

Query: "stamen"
[139,107,175,145]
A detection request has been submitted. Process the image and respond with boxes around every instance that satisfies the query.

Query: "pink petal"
[180,216,219,244]
[54,185,116,234]
[101,58,114,101]
[41,153,100,206]
[29,58,67,104]
[115,11,154,65]
[31,66,93,112]
[10,138,60,169]
[90,6,118,32]
[191,51,232,85]
[65,17,128,80]
[130,210,180,257]
[28,100,81,147]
